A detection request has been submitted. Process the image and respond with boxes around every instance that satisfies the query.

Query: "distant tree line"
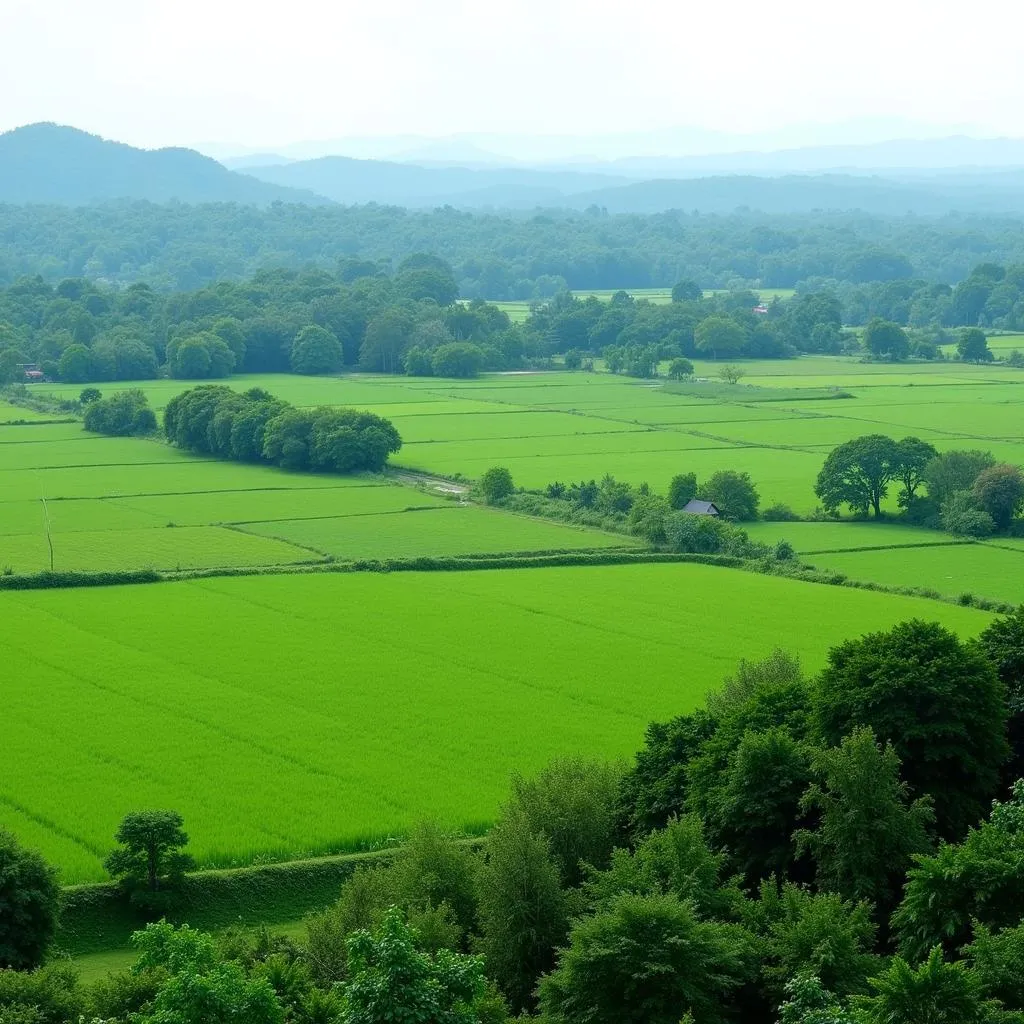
[163,386,402,473]
[3,258,1022,388]
[4,202,1024,297]
[4,606,1024,1023]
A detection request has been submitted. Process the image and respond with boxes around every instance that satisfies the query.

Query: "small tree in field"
[105,810,193,909]
[667,358,694,380]
[718,364,745,384]
[478,466,514,505]
[0,829,61,969]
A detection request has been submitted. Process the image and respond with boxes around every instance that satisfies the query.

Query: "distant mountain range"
[0,124,328,205]
[4,123,1024,216]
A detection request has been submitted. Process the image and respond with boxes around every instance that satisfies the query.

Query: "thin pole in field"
[37,471,54,571]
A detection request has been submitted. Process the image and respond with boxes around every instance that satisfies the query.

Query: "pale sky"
[2,0,1022,153]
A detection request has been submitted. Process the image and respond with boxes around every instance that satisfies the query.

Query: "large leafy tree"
[814,434,900,517]
[893,437,939,508]
[694,315,747,358]
[813,620,1008,837]
[894,781,1024,960]
[795,727,934,917]
[863,318,909,360]
[698,469,760,521]
[290,324,343,375]
[978,606,1024,785]
[973,464,1024,531]
[476,804,567,1013]
[853,947,1006,1024]
[0,830,61,970]
[538,893,756,1024]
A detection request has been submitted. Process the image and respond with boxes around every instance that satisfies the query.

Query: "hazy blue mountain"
[241,155,633,205]
[564,172,1024,216]
[0,124,330,205]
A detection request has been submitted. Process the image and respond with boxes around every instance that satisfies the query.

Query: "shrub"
[431,342,484,378]
[82,389,157,436]
[479,466,514,504]
[762,503,800,522]
[940,491,995,537]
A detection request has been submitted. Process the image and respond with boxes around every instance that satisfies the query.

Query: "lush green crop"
[240,507,635,560]
[804,544,1024,605]
[743,521,961,552]
[0,563,992,882]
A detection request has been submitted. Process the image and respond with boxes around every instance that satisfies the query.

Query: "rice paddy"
[6,349,1023,886]
[0,563,992,882]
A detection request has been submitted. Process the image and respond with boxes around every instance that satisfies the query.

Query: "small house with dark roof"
[682,499,720,516]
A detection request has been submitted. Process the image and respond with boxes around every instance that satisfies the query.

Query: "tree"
[105,810,194,908]
[506,758,622,887]
[957,327,993,363]
[478,466,513,504]
[777,975,856,1024]
[964,921,1024,1012]
[538,893,755,1024]
[973,464,1024,531]
[923,449,995,505]
[79,387,102,404]
[794,727,934,917]
[57,343,95,382]
[695,315,746,359]
[978,607,1024,784]
[940,490,995,537]
[0,830,61,970]
[754,884,878,1003]
[129,921,285,1024]
[698,469,759,521]
[667,357,694,379]
[814,435,900,517]
[667,472,698,509]
[813,620,1008,837]
[718,364,746,384]
[342,907,488,1024]
[710,727,812,883]
[893,437,939,508]
[863,318,909,360]
[432,342,484,378]
[672,279,703,302]
[894,781,1024,960]
[360,309,413,373]
[403,345,434,376]
[854,947,1000,1024]
[290,325,343,375]
[476,805,567,1013]
[82,389,157,436]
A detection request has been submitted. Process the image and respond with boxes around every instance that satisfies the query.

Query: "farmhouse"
[682,499,720,516]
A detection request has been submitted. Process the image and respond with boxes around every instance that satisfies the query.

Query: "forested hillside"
[3,201,1024,296]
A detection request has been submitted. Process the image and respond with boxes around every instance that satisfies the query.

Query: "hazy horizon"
[4,0,1023,159]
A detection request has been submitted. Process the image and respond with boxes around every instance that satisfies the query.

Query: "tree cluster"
[81,389,157,436]
[0,257,511,385]
[815,434,1024,534]
[163,386,402,473]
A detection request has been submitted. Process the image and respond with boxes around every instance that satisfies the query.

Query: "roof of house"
[682,499,720,515]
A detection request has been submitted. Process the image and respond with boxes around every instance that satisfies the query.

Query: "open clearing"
[0,562,991,883]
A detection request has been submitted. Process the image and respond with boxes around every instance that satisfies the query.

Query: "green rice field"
[36,355,1024,513]
[0,562,992,882]
[0,422,626,572]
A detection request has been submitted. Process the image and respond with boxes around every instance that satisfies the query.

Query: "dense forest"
[3,201,1024,296]
[2,258,1023,386]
